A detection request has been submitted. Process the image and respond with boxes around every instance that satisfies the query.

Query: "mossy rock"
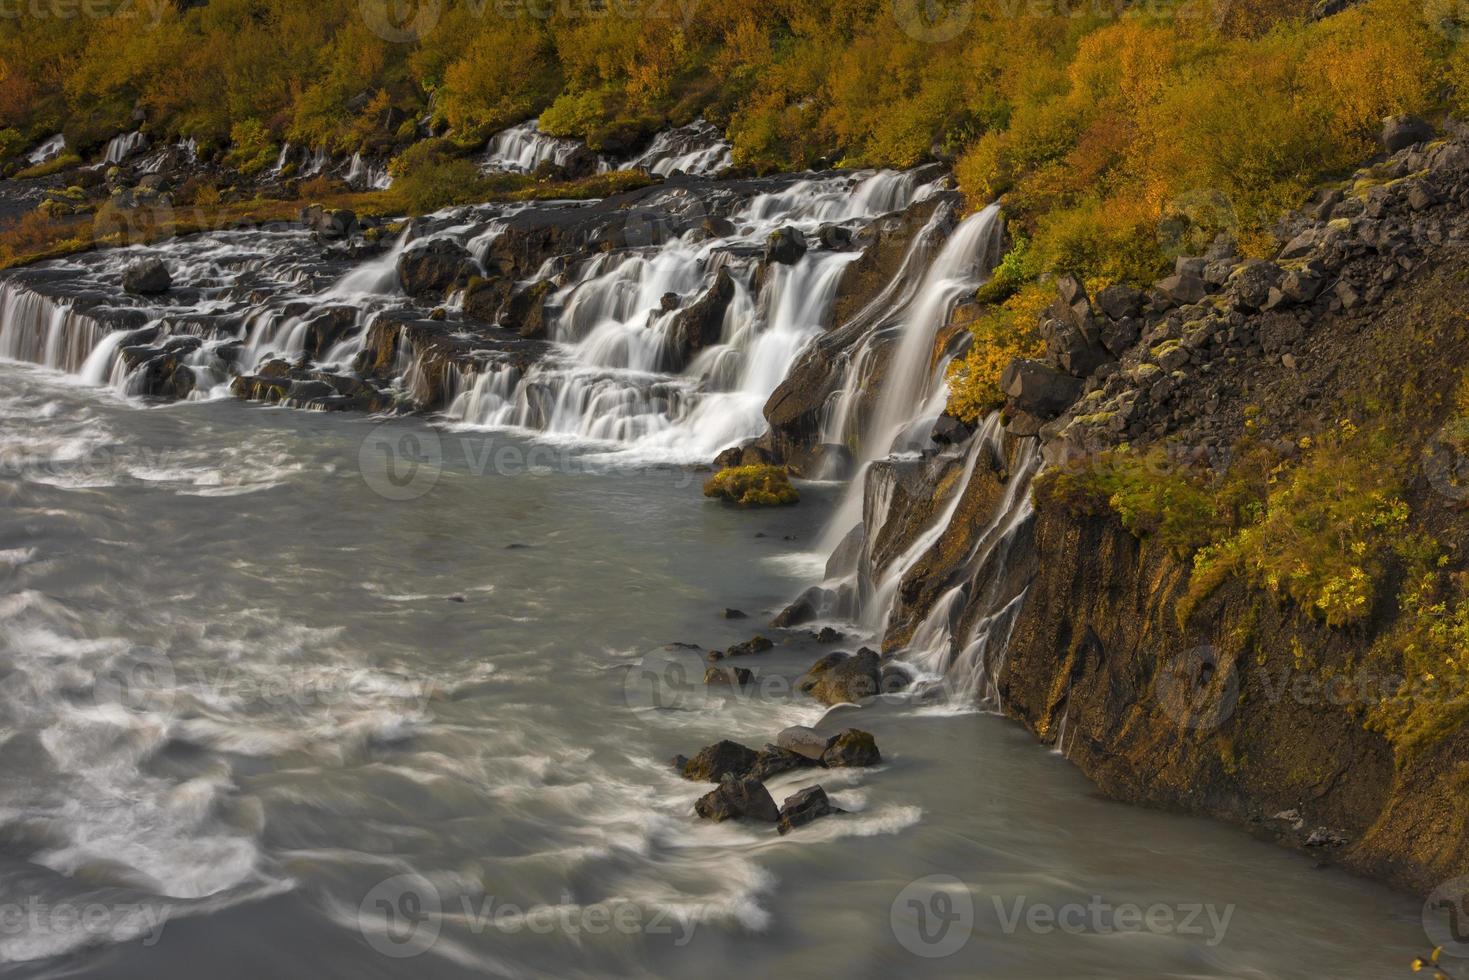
[703,465,799,507]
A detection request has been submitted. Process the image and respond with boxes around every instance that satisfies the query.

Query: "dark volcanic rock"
[764,226,807,265]
[664,267,735,371]
[122,259,171,296]
[722,635,773,659]
[695,775,779,823]
[749,744,814,781]
[397,237,472,299]
[821,729,881,767]
[797,650,881,705]
[1002,359,1083,420]
[777,785,844,834]
[678,740,759,782]
[1382,114,1433,154]
[704,665,754,690]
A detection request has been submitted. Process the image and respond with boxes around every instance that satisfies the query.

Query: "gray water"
[0,360,1429,978]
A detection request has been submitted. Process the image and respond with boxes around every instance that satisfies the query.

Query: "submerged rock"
[777,785,844,835]
[705,665,754,690]
[694,774,779,823]
[678,740,758,782]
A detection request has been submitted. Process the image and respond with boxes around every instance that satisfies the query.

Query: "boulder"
[821,729,882,767]
[723,635,774,659]
[765,226,807,265]
[679,740,759,782]
[1156,272,1208,306]
[1228,260,1284,313]
[772,586,832,628]
[694,774,779,823]
[796,649,882,705]
[300,205,358,241]
[1096,284,1144,321]
[818,224,853,250]
[931,414,973,446]
[750,744,815,781]
[701,215,736,239]
[397,237,472,299]
[1382,115,1433,154]
[499,279,554,339]
[122,259,171,296]
[777,785,844,835]
[881,664,912,694]
[776,725,833,761]
[705,665,754,690]
[664,267,735,371]
[1001,359,1083,419]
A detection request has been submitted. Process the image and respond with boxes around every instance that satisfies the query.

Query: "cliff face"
[800,126,1469,895]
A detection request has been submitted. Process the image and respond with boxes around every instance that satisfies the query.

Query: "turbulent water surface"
[0,360,1429,979]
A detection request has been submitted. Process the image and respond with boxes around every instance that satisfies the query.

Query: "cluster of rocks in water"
[999,115,1469,469]
[676,727,880,834]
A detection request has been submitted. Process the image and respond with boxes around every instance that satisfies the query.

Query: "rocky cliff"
[785,119,1469,895]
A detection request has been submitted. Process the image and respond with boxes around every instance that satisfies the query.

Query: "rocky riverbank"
[753,118,1469,896]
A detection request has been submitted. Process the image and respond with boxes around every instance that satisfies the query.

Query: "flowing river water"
[0,145,1436,978]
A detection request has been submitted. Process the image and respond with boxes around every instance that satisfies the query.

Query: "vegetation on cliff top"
[0,0,1459,280]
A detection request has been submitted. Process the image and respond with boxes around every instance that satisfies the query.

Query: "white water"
[26,134,65,166]
[446,169,933,462]
[482,121,592,174]
[621,120,732,177]
[103,131,150,166]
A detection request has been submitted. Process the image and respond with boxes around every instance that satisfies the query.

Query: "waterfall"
[346,153,393,190]
[0,284,107,374]
[482,121,594,174]
[103,132,149,166]
[444,169,930,460]
[26,134,65,166]
[620,120,732,177]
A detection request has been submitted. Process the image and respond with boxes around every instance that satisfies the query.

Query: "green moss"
[703,465,799,508]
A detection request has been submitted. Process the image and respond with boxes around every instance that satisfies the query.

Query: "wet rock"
[679,740,758,782]
[931,414,973,446]
[880,664,912,693]
[119,345,194,399]
[694,774,779,823]
[664,267,735,371]
[302,306,359,360]
[499,279,554,339]
[463,276,512,324]
[818,224,853,250]
[122,259,171,296]
[701,215,736,238]
[397,237,472,299]
[776,725,833,762]
[777,785,844,835]
[722,608,747,619]
[705,665,754,690]
[772,586,832,628]
[750,744,814,781]
[821,729,882,767]
[815,626,843,644]
[797,443,855,481]
[797,649,882,705]
[1382,114,1433,154]
[765,226,807,265]
[723,635,773,659]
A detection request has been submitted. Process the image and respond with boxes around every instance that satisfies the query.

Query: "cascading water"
[620,120,732,177]
[26,134,65,166]
[444,169,931,461]
[102,131,149,166]
[482,121,594,174]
